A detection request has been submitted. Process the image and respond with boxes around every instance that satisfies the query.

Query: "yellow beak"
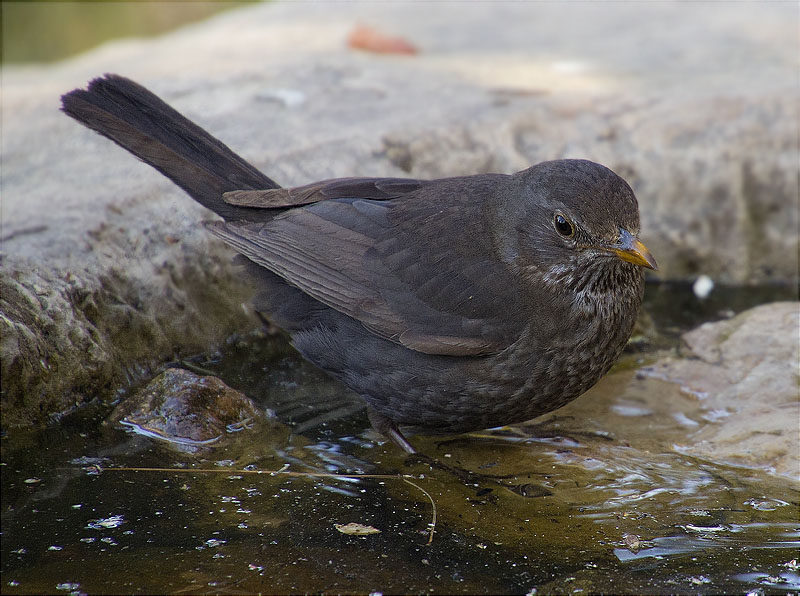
[610,229,658,270]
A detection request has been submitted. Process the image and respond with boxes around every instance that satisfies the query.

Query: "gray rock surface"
[642,302,799,480]
[1,2,798,424]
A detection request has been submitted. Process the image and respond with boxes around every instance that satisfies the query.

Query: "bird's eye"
[554,214,575,237]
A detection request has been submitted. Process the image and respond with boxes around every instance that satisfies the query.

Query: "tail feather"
[61,74,279,222]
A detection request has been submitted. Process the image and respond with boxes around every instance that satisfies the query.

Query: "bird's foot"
[367,408,416,454]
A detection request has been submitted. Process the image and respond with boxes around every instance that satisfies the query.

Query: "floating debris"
[334,522,381,536]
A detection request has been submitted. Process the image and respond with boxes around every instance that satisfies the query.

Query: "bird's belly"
[391,344,622,433]
[304,330,623,435]
[292,302,635,434]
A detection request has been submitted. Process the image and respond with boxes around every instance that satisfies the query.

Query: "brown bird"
[61,75,657,453]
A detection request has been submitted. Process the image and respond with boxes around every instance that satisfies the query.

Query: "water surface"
[2,283,798,594]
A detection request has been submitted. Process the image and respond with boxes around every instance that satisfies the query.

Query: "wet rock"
[642,302,799,480]
[111,368,269,450]
[2,2,796,425]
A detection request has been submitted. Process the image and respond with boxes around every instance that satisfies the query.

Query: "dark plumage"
[61,75,657,453]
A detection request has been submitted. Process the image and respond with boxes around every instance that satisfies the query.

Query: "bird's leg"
[367,407,417,454]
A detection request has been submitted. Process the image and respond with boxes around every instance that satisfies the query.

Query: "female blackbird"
[62,75,657,453]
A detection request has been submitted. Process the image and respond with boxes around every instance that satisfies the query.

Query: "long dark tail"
[61,74,279,222]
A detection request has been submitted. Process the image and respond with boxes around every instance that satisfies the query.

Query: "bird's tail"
[61,74,279,222]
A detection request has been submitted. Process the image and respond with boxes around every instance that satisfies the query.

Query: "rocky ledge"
[1,2,797,425]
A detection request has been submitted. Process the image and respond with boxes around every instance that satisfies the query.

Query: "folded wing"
[209,176,528,356]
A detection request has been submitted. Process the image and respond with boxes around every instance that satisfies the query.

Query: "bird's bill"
[609,230,658,270]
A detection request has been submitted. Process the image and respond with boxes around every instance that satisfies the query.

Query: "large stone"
[109,368,274,452]
[1,2,797,425]
[641,302,799,480]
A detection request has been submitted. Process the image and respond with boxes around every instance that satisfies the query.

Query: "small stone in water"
[623,533,641,552]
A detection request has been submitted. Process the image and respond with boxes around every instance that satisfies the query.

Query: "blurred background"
[2,1,255,64]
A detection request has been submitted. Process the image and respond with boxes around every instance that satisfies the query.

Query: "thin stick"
[92,465,410,479]
[402,477,437,545]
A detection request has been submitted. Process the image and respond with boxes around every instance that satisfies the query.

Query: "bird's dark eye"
[554,214,574,237]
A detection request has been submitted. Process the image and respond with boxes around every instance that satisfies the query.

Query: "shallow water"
[2,283,798,594]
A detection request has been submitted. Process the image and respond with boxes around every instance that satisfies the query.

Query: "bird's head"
[491,159,657,295]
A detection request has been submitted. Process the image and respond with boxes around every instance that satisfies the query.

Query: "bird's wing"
[223,177,427,208]
[208,176,528,356]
